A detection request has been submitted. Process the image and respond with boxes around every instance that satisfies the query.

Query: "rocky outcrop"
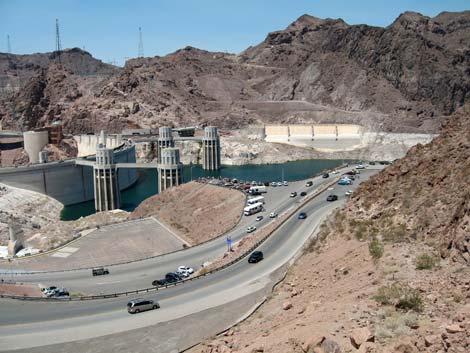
[2,12,470,135]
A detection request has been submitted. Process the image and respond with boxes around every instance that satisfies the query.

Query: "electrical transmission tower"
[7,35,11,54]
[55,19,62,64]
[138,27,144,58]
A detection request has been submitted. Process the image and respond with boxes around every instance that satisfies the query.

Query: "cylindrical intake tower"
[23,131,49,164]
[157,126,175,164]
[202,126,221,170]
[157,147,183,193]
[93,145,120,212]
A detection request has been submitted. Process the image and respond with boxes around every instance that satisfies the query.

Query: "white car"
[255,215,263,222]
[269,212,278,218]
[327,187,334,191]
[283,181,288,186]
[270,182,277,187]
[176,266,194,277]
[355,164,366,169]
[345,190,353,196]
[246,226,257,233]
[277,182,283,187]
[331,170,339,174]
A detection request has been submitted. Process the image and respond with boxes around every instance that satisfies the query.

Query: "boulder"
[321,338,342,353]
[350,327,374,349]
[357,342,376,353]
[446,324,464,333]
[424,334,441,347]
[283,302,293,310]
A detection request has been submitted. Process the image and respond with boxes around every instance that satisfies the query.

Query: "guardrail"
[0,163,351,275]
[0,175,340,302]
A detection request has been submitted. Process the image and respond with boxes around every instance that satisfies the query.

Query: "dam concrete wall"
[74,134,123,157]
[0,145,138,206]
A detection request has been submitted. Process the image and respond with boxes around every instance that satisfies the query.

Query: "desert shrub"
[374,283,423,312]
[415,253,439,270]
[369,238,384,262]
[382,223,407,242]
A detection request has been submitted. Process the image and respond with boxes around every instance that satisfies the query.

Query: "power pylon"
[55,19,62,64]
[138,27,144,58]
[7,35,11,54]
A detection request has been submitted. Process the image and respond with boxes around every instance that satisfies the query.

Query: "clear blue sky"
[1,0,469,66]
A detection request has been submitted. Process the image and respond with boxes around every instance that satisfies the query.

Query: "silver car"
[127,298,160,314]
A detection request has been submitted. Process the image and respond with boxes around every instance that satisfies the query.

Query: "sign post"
[226,236,232,252]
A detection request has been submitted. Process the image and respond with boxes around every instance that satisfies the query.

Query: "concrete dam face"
[0,145,138,206]
[264,124,363,150]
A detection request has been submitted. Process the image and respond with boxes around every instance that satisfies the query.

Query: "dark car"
[248,251,264,263]
[322,173,329,178]
[165,272,182,283]
[326,194,338,202]
[152,278,167,286]
[300,191,307,196]
[369,161,376,165]
[92,267,109,276]
[298,212,307,219]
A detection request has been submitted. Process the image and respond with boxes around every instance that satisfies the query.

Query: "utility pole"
[138,27,144,58]
[7,35,11,54]
[55,19,62,64]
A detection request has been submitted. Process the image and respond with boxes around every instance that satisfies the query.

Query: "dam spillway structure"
[157,147,183,193]
[202,126,221,171]
[93,143,121,212]
[157,127,175,164]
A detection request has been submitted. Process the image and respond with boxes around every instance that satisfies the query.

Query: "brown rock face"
[345,105,470,261]
[1,12,470,134]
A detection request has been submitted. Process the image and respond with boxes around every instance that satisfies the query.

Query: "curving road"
[0,166,383,352]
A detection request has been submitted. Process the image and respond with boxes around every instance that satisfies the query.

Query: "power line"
[55,18,62,64]
[7,35,11,54]
[138,27,144,58]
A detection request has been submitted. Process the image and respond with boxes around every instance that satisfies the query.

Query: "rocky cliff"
[1,11,470,135]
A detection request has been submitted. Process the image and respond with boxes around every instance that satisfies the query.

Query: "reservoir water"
[60,159,347,220]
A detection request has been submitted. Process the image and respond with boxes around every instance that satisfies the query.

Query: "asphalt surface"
[0,166,383,351]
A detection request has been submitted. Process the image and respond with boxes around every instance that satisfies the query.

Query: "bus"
[247,196,265,205]
[244,202,263,216]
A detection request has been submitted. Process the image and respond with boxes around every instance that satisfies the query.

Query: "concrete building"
[157,147,183,193]
[157,127,174,164]
[93,144,120,212]
[23,131,49,164]
[202,126,221,170]
[7,223,24,257]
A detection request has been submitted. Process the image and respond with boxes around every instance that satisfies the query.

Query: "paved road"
[0,167,382,351]
[2,167,358,295]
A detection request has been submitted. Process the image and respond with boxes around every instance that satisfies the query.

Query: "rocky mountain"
[1,11,470,134]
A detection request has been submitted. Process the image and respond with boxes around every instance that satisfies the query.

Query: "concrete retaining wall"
[0,146,138,206]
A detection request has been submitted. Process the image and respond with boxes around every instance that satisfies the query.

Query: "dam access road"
[0,165,384,353]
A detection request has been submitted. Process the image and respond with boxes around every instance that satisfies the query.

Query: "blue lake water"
[60,159,348,220]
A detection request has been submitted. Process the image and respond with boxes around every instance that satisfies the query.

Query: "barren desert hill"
[1,11,470,135]
[189,109,470,353]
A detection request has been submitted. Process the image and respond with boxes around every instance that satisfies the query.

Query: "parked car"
[255,215,263,222]
[369,161,376,165]
[322,173,329,178]
[92,267,109,276]
[248,251,264,263]
[54,288,70,297]
[300,191,307,196]
[331,170,339,174]
[345,190,353,196]
[283,181,288,186]
[127,298,160,314]
[176,266,194,277]
[277,182,283,187]
[338,179,351,185]
[165,272,182,283]
[327,194,338,202]
[355,164,366,169]
[305,181,313,187]
[298,212,307,219]
[246,226,257,233]
[290,191,297,197]
[152,278,167,286]
[269,211,278,218]
[270,182,277,187]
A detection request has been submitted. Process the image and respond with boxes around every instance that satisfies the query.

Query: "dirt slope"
[130,182,245,245]
[188,108,470,353]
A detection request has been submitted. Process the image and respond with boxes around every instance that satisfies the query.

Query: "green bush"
[369,238,384,262]
[374,283,423,313]
[415,253,439,270]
